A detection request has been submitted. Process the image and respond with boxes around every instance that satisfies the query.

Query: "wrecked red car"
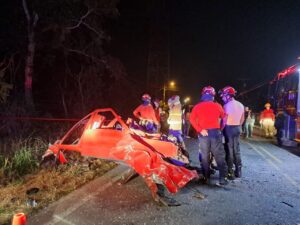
[42,108,198,205]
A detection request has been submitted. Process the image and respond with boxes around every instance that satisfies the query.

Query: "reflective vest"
[168,104,182,131]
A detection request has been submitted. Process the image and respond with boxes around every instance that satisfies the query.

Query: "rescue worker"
[133,94,159,133]
[260,103,275,138]
[167,95,184,145]
[219,86,244,179]
[190,86,228,185]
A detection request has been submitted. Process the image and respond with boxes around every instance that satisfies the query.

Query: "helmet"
[219,86,236,97]
[265,103,271,108]
[201,86,216,96]
[168,95,180,105]
[142,93,151,101]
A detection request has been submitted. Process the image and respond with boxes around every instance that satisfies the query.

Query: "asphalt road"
[29,137,300,225]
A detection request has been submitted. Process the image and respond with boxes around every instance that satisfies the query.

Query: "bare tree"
[22,0,39,109]
[0,58,13,103]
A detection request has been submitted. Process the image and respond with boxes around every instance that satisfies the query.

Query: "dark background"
[110,0,300,109]
[1,0,300,117]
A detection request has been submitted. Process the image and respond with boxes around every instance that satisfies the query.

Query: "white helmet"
[168,95,180,105]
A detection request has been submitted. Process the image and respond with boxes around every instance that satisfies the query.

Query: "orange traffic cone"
[12,213,27,225]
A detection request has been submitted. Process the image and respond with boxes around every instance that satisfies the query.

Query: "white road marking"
[246,142,299,191]
[44,170,127,225]
[256,145,283,164]
[52,215,76,225]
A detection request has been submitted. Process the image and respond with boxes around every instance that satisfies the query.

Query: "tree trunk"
[24,31,35,109]
[77,75,86,114]
[22,0,38,110]
[60,83,69,117]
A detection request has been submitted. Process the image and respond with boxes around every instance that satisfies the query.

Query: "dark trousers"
[276,129,284,146]
[224,125,242,173]
[198,129,228,181]
[183,121,191,136]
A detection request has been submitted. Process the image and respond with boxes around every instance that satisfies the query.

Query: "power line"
[238,80,270,97]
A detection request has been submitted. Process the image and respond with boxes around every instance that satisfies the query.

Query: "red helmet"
[219,86,236,97]
[201,86,216,96]
[142,93,151,101]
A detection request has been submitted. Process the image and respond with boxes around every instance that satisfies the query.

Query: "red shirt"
[190,101,225,132]
[260,109,275,120]
[133,104,158,124]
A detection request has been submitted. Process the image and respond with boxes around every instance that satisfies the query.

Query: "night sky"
[110,0,300,105]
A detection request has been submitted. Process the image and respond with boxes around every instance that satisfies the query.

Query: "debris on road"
[193,191,205,200]
[281,201,294,208]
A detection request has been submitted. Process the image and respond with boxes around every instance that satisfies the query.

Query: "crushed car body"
[42,108,198,200]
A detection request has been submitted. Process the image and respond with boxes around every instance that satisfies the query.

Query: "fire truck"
[269,64,300,143]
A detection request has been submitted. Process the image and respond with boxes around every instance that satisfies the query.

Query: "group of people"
[131,88,288,191]
[259,102,287,146]
[243,103,277,140]
[132,93,186,148]
[132,85,245,186]
[189,86,244,185]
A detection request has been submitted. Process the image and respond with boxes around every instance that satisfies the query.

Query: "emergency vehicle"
[269,64,300,142]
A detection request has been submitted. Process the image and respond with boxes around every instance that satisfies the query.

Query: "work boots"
[235,166,242,178]
[216,177,228,186]
[227,169,235,180]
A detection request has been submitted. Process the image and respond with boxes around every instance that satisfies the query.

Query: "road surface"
[29,137,300,225]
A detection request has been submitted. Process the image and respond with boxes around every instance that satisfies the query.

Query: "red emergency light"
[277,64,298,79]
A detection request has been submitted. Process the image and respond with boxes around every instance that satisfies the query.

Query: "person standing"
[219,86,244,179]
[153,99,162,132]
[183,105,192,138]
[133,93,159,133]
[190,86,228,185]
[243,107,254,138]
[260,103,275,138]
[274,111,286,146]
[167,95,184,145]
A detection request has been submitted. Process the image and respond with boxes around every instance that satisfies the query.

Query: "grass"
[0,137,116,225]
[0,137,46,185]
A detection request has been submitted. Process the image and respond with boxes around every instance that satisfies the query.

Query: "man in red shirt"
[190,86,228,185]
[133,94,159,133]
[260,103,275,138]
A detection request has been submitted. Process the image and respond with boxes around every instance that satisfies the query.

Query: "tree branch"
[82,22,104,38]
[22,0,31,22]
[33,12,39,27]
[67,9,94,30]
[65,48,105,64]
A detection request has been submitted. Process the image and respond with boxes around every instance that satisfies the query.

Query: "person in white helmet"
[167,95,184,145]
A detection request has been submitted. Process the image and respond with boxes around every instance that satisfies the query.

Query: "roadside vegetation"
[0,1,137,224]
[0,135,116,225]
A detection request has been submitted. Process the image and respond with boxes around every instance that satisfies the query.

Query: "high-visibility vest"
[168,104,182,131]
